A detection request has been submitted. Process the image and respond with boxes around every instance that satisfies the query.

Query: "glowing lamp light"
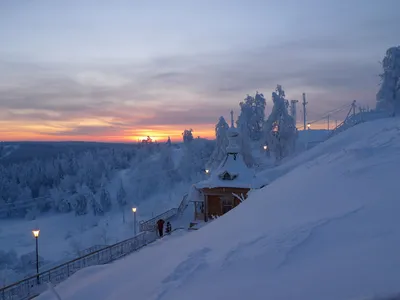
[32,230,40,238]
[263,145,268,150]
[132,207,137,213]
[205,169,209,174]
[307,123,311,129]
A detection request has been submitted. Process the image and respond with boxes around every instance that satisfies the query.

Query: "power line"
[308,103,353,125]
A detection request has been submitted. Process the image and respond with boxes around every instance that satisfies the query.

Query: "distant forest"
[0,139,214,219]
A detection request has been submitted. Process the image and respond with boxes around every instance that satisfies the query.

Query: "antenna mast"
[302,93,308,130]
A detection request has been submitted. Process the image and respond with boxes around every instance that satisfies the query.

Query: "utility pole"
[290,100,299,124]
[302,93,308,130]
[327,114,330,130]
[352,100,356,117]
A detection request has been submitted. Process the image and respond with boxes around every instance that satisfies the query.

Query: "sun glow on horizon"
[0,118,336,143]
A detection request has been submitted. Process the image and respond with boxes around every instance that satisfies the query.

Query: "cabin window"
[219,171,238,181]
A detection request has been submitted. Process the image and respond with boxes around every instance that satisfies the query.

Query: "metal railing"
[0,232,155,300]
[1,193,192,300]
[177,194,188,216]
[139,208,177,232]
[139,193,188,232]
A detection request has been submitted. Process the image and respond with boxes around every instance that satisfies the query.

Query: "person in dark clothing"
[165,221,172,234]
[156,219,165,237]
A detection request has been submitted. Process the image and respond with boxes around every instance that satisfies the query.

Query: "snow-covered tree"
[182,129,194,143]
[264,85,297,161]
[97,173,111,211]
[238,126,254,166]
[160,144,180,188]
[376,46,400,115]
[178,139,214,181]
[207,116,229,170]
[166,136,172,146]
[237,92,266,141]
[71,192,88,216]
[99,186,111,213]
[49,187,71,213]
[79,183,103,216]
[116,180,127,223]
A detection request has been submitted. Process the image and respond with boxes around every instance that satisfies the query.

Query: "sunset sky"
[1,0,399,142]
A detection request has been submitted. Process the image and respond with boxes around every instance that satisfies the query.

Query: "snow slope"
[38,118,400,300]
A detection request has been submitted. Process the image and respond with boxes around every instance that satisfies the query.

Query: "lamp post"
[32,230,40,284]
[132,207,137,236]
[263,145,268,150]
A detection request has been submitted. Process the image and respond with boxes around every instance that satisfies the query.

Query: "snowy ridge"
[35,118,400,300]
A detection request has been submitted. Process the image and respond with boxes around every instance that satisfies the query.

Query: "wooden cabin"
[191,112,263,222]
[194,187,251,221]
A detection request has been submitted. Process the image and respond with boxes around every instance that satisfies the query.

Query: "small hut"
[191,112,264,222]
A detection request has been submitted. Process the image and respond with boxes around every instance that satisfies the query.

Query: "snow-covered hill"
[37,117,400,300]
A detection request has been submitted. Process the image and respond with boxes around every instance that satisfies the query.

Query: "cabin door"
[221,195,234,214]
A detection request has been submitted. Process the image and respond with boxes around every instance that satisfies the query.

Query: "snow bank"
[38,118,400,300]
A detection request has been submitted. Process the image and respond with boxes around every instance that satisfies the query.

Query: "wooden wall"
[205,187,250,218]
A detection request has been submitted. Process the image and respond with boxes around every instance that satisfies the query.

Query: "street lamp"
[263,145,268,150]
[307,123,311,130]
[132,207,137,236]
[205,169,209,174]
[32,230,40,284]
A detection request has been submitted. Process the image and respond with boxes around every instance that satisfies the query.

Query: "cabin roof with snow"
[194,111,263,190]
[194,153,262,189]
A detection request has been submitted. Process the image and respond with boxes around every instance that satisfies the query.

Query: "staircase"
[0,194,190,300]
[139,194,188,232]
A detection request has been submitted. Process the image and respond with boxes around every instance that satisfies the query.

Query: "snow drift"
[38,118,400,300]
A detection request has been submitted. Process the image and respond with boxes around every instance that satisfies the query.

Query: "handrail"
[177,194,188,215]
[139,208,177,232]
[0,232,149,298]
[139,193,188,232]
[1,194,192,300]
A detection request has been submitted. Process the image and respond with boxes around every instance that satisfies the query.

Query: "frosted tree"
[264,85,297,161]
[276,84,285,98]
[71,192,88,216]
[99,185,112,213]
[376,46,400,115]
[166,136,172,146]
[76,183,102,216]
[160,143,180,187]
[207,116,229,170]
[178,139,214,181]
[182,129,194,143]
[98,173,112,213]
[117,180,127,223]
[237,92,266,141]
[49,187,71,213]
[238,126,254,166]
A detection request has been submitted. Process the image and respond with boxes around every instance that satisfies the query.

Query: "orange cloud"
[0,121,216,143]
[1,119,335,142]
